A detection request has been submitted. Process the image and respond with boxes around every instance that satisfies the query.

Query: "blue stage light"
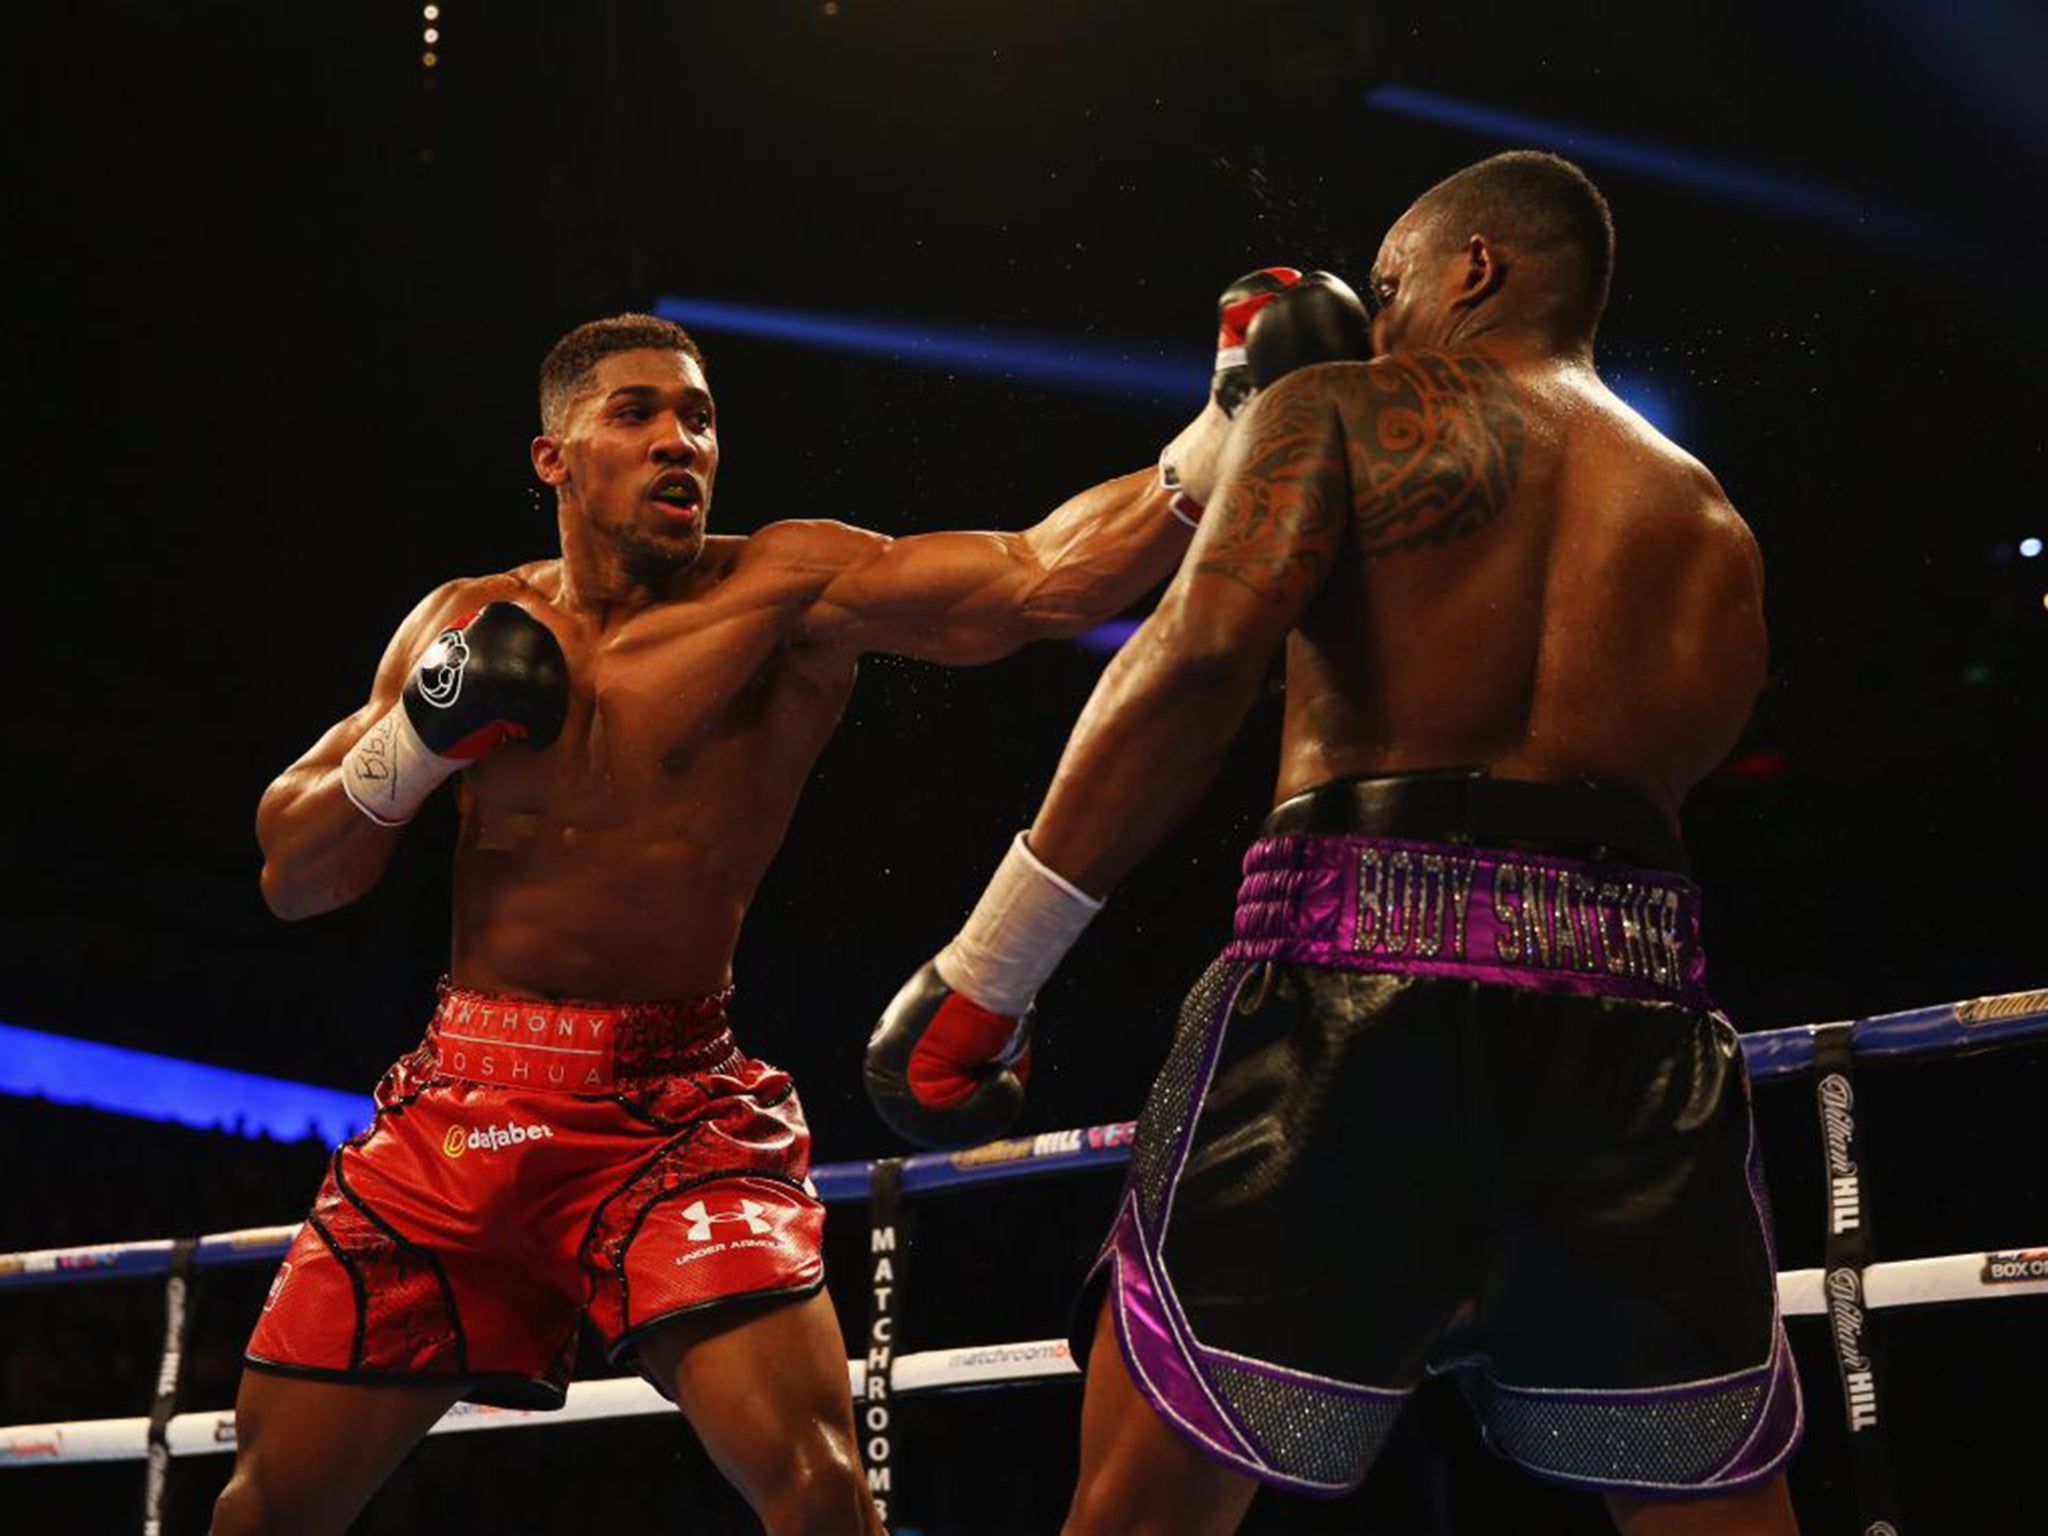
[656,295,1209,402]
[1607,372,1681,438]
[0,1022,369,1144]
[1365,85,1920,244]
[1073,618,1143,655]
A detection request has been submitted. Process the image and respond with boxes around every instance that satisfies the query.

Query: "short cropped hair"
[1415,151,1616,332]
[539,314,705,432]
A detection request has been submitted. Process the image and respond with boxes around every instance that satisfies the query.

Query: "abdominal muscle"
[446,802,779,1005]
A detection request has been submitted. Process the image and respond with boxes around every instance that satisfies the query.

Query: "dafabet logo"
[442,1121,556,1158]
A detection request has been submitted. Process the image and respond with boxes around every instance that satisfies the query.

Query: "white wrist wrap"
[340,707,461,828]
[934,832,1104,1017]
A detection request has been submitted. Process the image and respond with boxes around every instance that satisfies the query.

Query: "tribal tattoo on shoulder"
[1191,351,1527,605]
[1343,350,1525,557]
[1192,380,1349,607]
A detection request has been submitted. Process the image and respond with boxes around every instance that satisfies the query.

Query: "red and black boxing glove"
[866,832,1104,1149]
[864,964,1035,1149]
[1210,265,1305,419]
[343,602,569,826]
[1160,267,1375,523]
[400,604,569,759]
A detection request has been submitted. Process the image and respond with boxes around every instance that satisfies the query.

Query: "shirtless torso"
[219,336,1186,1536]
[378,536,914,1000]
[257,349,1185,1001]
[1000,170,1793,1536]
[1274,348,1766,822]
[1029,341,1766,893]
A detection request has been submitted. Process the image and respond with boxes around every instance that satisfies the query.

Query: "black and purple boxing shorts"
[1078,773,1800,1499]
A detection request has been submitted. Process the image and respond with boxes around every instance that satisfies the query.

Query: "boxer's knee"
[208,1457,345,1536]
[1063,1464,1213,1536]
[747,1426,875,1536]
[209,1370,453,1536]
[1062,1472,1143,1536]
[207,1468,261,1536]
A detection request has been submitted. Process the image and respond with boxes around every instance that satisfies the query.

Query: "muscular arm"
[787,467,1189,665]
[255,580,477,920]
[1026,373,1350,893]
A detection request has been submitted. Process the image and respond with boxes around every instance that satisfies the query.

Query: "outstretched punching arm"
[774,466,1191,667]
[789,268,1371,669]
[865,368,1352,1147]
[1028,368,1351,890]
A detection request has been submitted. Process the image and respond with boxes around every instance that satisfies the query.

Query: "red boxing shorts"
[246,982,826,1408]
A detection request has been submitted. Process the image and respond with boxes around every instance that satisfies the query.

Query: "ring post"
[1812,1023,1905,1533]
[142,1237,197,1536]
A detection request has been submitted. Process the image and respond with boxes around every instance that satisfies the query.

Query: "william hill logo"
[442,1121,556,1158]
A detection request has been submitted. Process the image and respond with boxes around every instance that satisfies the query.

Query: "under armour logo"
[682,1199,772,1242]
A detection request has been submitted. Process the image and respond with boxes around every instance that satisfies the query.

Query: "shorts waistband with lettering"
[1224,834,1707,1007]
[426,980,738,1094]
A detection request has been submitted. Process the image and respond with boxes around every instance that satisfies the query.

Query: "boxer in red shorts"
[245,985,823,1410]
[213,312,1206,1536]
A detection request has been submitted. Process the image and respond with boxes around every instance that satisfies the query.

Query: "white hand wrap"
[1158,395,1235,529]
[340,707,462,828]
[934,832,1105,1017]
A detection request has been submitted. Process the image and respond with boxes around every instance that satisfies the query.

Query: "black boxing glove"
[342,603,569,827]
[1159,268,1373,522]
[1159,267,1300,526]
[1244,271,1375,392]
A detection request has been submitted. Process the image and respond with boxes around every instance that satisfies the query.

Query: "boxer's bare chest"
[467,568,854,834]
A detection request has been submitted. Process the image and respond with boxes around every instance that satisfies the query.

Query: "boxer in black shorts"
[875,152,1800,1533]
[1076,777,1795,1500]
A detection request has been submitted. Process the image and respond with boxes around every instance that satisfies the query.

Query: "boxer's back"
[1278,350,1766,825]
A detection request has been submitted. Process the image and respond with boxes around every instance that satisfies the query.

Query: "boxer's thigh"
[1063,1295,1261,1536]
[1159,964,1483,1387]
[635,1288,876,1530]
[211,1367,465,1536]
[1464,999,1799,1498]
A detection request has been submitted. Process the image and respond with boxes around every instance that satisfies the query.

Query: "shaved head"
[1407,151,1615,336]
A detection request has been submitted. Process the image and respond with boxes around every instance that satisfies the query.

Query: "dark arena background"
[6,2,2044,1532]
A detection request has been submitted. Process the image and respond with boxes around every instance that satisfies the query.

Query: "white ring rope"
[3,1250,2040,1468]
[2,986,2041,1478]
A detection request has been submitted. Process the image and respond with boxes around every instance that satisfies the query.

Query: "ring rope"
[2,987,2042,1482]
[4,1245,2044,1470]
[6,990,2041,1296]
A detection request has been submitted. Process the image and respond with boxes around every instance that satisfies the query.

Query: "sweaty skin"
[257,349,1188,1000]
[227,345,1187,1536]
[1029,333,1764,897]
[1027,212,1786,1536]
[1274,347,1766,817]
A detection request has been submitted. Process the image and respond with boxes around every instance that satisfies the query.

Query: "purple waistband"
[1225,835,1707,1007]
